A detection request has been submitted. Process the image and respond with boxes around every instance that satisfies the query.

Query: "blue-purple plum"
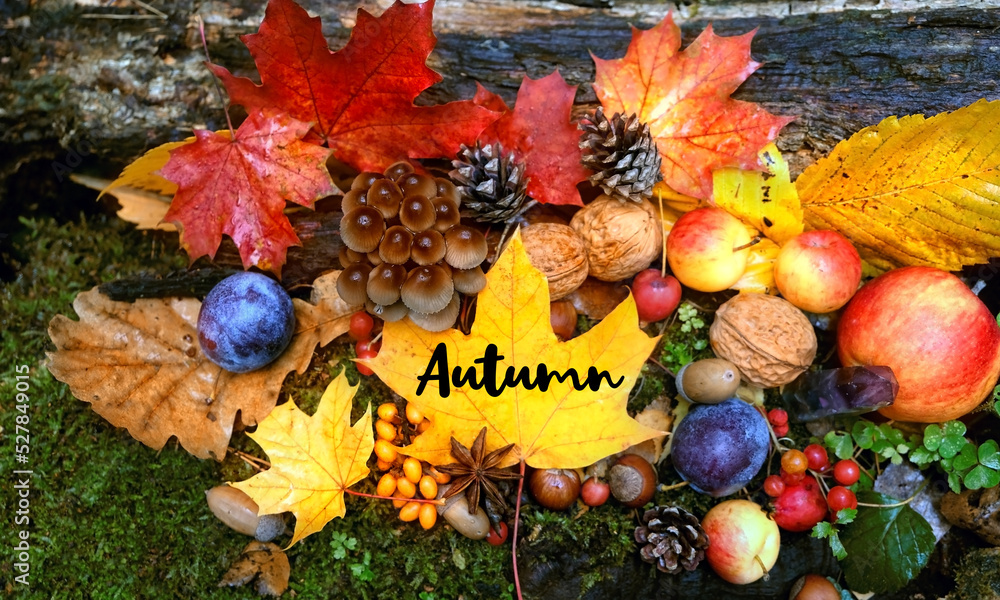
[671,398,770,497]
[198,272,295,373]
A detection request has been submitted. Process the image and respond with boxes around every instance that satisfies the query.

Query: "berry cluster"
[764,443,861,532]
[337,162,489,332]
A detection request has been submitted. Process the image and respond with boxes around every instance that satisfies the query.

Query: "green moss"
[954,548,1000,600]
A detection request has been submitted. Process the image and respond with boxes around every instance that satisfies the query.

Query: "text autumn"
[415,343,625,398]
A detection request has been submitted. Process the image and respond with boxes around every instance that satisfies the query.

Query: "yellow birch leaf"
[232,373,373,547]
[714,143,803,245]
[362,230,665,470]
[797,99,1000,273]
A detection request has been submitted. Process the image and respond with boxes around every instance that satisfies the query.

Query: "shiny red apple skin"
[632,269,682,322]
[666,208,751,292]
[773,230,862,313]
[838,266,1000,422]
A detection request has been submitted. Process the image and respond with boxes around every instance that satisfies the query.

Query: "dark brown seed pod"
[367,263,407,306]
[351,171,383,191]
[452,266,487,295]
[675,358,741,404]
[399,173,438,200]
[384,161,415,182]
[549,300,577,340]
[379,225,413,264]
[434,177,460,205]
[444,225,488,269]
[529,468,581,511]
[609,454,657,508]
[407,292,460,332]
[401,265,454,314]
[432,197,461,233]
[338,246,366,269]
[336,263,371,306]
[366,298,409,323]
[340,206,385,253]
[366,179,403,219]
[399,195,437,232]
[341,189,366,214]
[410,230,447,266]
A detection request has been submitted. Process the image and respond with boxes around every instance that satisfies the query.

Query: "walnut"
[570,195,662,282]
[520,223,589,300]
[709,293,817,388]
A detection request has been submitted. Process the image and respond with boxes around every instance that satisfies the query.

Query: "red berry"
[803,444,830,472]
[781,468,805,486]
[356,348,377,376]
[580,478,611,507]
[827,486,858,512]
[773,423,789,437]
[632,269,682,322]
[782,449,809,475]
[767,408,789,426]
[833,460,861,486]
[348,311,375,341]
[763,474,786,498]
[486,521,509,546]
[772,475,828,532]
[356,338,382,355]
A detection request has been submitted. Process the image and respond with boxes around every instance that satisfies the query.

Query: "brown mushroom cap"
[401,265,454,314]
[367,251,384,266]
[367,263,407,305]
[452,266,487,295]
[432,197,461,233]
[434,177,460,206]
[410,230,447,266]
[336,263,371,306]
[399,195,437,232]
[351,172,383,191]
[399,173,438,200]
[408,292,460,332]
[366,179,403,219]
[340,206,385,253]
[341,189,366,214]
[365,298,409,322]
[338,246,366,269]
[384,161,415,182]
[379,225,413,264]
[444,225,488,269]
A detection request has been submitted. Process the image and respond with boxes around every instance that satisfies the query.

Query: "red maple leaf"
[208,0,498,172]
[159,109,336,275]
[592,14,793,200]
[473,72,590,206]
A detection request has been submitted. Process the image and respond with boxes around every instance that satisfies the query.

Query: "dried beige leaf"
[71,174,175,231]
[219,541,290,597]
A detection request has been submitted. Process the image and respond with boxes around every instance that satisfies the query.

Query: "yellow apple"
[666,208,751,292]
[702,499,780,585]
[773,230,862,313]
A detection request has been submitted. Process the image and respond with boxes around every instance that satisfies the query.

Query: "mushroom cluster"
[337,161,489,331]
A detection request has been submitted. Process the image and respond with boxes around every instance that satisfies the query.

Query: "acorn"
[399,173,439,200]
[400,195,437,232]
[408,292,460,332]
[410,230,447,266]
[206,485,287,542]
[435,177,461,205]
[609,454,657,508]
[432,197,462,233]
[367,263,407,305]
[366,179,403,219]
[444,225,488,269]
[676,358,741,404]
[529,468,581,511]
[340,206,385,253]
[437,484,491,540]
[337,263,371,306]
[453,266,487,295]
[351,171,383,191]
[366,299,409,323]
[341,189,366,214]
[379,225,413,265]
[401,265,454,314]
[384,160,415,182]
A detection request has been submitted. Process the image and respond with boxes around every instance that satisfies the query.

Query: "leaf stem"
[512,459,526,600]
[344,489,444,505]
[856,479,930,508]
[657,190,667,279]
[657,481,688,492]
[197,16,236,138]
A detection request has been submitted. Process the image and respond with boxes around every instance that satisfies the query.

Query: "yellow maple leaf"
[363,230,665,470]
[797,99,1000,273]
[232,373,373,547]
[714,144,803,246]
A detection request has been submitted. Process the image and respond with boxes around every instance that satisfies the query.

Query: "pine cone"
[635,506,709,574]
[451,142,532,224]
[579,108,661,203]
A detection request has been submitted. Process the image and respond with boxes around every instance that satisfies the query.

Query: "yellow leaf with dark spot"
[714,144,803,246]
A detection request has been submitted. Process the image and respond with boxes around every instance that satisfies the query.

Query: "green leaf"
[909,446,937,467]
[922,424,942,451]
[948,471,962,493]
[812,520,847,560]
[943,421,967,437]
[836,508,858,525]
[826,431,854,460]
[964,465,1000,490]
[841,491,935,594]
[939,434,967,459]
[853,421,878,450]
[953,442,979,472]
[880,424,906,446]
[979,440,1000,469]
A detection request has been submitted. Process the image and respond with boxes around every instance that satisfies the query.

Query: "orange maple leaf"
[159,109,337,275]
[592,14,793,200]
[231,373,374,547]
[362,230,665,470]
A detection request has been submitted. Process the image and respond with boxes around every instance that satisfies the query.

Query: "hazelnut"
[520,223,589,300]
[570,195,661,281]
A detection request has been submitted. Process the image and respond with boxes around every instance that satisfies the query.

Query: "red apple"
[666,208,752,292]
[838,266,1000,422]
[702,499,780,585]
[773,230,862,313]
[632,269,682,322]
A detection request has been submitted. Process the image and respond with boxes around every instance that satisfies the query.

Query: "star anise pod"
[436,427,521,515]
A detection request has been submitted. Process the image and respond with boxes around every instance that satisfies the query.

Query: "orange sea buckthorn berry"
[396,477,417,499]
[405,404,424,425]
[377,403,399,422]
[376,458,393,471]
[374,439,398,463]
[399,501,422,522]
[419,475,438,499]
[377,473,397,498]
[428,466,451,485]
[375,419,397,441]
[419,502,437,529]
[417,419,432,434]
[392,491,408,509]
[403,457,423,484]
